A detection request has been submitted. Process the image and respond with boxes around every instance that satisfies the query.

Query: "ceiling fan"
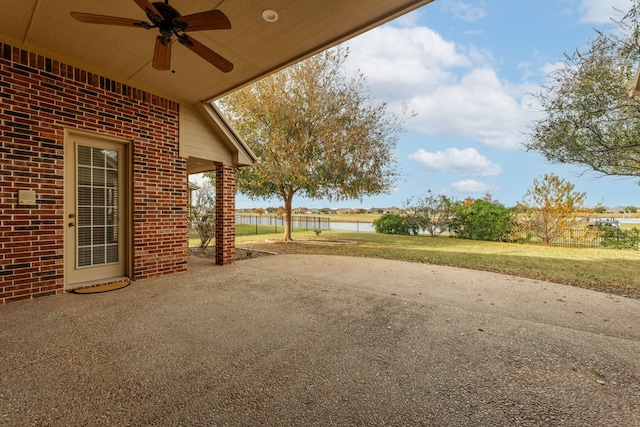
[71,0,233,72]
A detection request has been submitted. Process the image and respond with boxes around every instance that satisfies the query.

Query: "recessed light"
[262,9,278,23]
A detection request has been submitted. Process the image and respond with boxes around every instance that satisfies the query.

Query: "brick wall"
[0,42,188,303]
[215,164,236,265]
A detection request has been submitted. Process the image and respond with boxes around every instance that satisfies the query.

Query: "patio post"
[215,164,236,265]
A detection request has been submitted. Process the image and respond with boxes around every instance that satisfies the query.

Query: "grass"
[236,230,640,299]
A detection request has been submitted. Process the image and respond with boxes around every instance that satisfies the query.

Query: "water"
[329,221,375,233]
[618,218,640,224]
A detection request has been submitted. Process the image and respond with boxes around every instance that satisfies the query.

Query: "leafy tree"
[519,174,588,245]
[449,199,516,242]
[528,1,640,178]
[626,205,638,213]
[373,214,418,236]
[218,46,408,241]
[594,206,608,214]
[407,190,456,237]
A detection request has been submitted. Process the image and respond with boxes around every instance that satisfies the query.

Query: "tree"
[594,206,608,214]
[218,46,408,241]
[448,199,516,242]
[407,190,456,237]
[519,174,588,245]
[190,180,216,250]
[528,1,640,178]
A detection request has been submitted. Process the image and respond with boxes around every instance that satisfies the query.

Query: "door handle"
[68,222,75,227]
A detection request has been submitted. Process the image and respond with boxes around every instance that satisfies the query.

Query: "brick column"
[215,164,236,265]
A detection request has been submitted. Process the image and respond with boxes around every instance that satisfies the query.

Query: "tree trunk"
[283,190,294,242]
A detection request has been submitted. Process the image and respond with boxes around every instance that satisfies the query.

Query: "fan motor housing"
[153,2,182,20]
[153,2,182,39]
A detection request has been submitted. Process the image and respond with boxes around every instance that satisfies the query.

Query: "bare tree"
[190,179,216,250]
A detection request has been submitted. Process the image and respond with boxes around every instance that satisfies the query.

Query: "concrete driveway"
[1,254,639,426]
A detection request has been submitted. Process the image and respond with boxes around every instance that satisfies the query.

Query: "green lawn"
[235,230,640,299]
[189,224,287,246]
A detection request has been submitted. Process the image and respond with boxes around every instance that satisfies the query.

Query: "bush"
[195,215,216,250]
[599,227,640,250]
[373,214,419,235]
[449,199,516,242]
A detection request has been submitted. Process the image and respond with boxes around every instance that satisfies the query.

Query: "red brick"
[0,41,210,303]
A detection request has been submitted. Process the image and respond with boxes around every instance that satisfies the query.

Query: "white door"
[65,133,128,287]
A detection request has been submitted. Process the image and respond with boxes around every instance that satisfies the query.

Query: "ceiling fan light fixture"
[261,9,278,23]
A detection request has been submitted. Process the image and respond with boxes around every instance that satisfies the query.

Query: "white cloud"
[409,147,502,177]
[441,1,487,22]
[345,25,472,102]
[345,23,541,150]
[579,0,629,24]
[451,179,491,193]
[409,68,540,149]
[541,61,566,77]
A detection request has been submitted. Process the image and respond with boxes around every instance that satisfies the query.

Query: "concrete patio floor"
[1,254,639,426]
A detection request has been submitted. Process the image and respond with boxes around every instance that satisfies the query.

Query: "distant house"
[188,182,200,209]
[336,208,354,214]
[606,206,626,214]
[292,207,308,215]
[383,206,403,214]
[188,182,200,228]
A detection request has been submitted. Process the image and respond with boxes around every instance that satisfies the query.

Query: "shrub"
[449,199,516,242]
[195,215,216,250]
[373,214,419,235]
[599,227,640,250]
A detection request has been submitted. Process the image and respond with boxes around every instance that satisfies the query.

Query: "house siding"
[0,42,189,303]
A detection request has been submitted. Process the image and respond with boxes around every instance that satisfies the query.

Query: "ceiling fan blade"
[71,12,151,28]
[179,34,233,73]
[174,10,231,32]
[132,0,163,25]
[153,36,172,71]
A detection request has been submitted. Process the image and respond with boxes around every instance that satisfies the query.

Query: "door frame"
[64,129,133,289]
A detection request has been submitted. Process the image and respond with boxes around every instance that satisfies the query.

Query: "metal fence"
[512,228,640,250]
[235,215,331,235]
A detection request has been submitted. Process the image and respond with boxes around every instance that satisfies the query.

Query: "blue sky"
[231,0,639,210]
